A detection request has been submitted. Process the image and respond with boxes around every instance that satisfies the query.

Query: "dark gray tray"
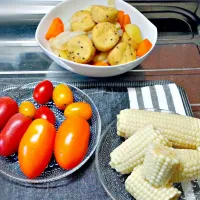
[0,80,194,200]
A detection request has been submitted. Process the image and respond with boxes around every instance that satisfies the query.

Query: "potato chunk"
[120,32,139,50]
[66,35,96,64]
[107,42,136,65]
[70,10,96,32]
[125,24,143,45]
[92,22,119,51]
[92,51,109,63]
[91,5,118,23]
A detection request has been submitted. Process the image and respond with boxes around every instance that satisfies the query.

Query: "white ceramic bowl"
[35,0,157,77]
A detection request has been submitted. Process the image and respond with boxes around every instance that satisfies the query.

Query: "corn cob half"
[171,149,200,183]
[117,109,200,149]
[125,166,181,200]
[142,143,179,187]
[109,125,171,174]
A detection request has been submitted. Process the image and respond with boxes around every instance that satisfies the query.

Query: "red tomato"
[64,102,92,120]
[0,113,32,156]
[33,80,54,104]
[54,116,90,170]
[18,119,56,179]
[34,106,56,125]
[0,96,18,129]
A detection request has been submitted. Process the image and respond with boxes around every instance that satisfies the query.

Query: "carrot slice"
[45,18,64,40]
[136,39,152,57]
[93,61,109,66]
[122,14,131,31]
[117,10,125,28]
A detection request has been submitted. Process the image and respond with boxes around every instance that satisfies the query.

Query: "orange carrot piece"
[136,39,152,57]
[93,61,109,66]
[122,14,131,31]
[117,10,125,28]
[45,18,64,40]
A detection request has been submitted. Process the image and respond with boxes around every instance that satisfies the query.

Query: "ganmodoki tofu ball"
[91,5,118,23]
[92,22,119,51]
[66,34,96,64]
[107,42,136,65]
[70,10,96,32]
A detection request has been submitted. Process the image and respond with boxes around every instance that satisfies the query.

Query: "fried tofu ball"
[66,35,96,64]
[107,41,136,65]
[70,10,96,32]
[120,32,139,50]
[92,22,119,51]
[91,5,118,23]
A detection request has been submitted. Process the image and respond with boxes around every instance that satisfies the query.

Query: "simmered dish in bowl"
[35,0,157,77]
[45,4,153,66]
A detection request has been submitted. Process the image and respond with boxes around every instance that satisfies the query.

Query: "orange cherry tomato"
[19,101,36,118]
[54,116,90,170]
[64,102,92,120]
[18,119,56,179]
[53,84,73,110]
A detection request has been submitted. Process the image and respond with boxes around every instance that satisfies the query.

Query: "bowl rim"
[0,81,102,184]
[35,0,158,69]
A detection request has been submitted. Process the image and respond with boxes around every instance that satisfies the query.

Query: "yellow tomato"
[19,101,36,118]
[53,84,73,110]
[64,102,92,120]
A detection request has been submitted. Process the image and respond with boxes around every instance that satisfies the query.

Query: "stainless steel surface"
[0,0,200,113]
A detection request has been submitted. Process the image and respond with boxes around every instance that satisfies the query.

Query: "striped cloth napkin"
[127,83,198,200]
[128,83,186,115]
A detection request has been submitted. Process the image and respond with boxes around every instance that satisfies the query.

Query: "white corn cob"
[125,166,181,200]
[171,149,200,183]
[109,125,171,174]
[142,143,179,187]
[117,109,200,149]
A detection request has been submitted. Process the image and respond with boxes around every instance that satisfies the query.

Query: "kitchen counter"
[0,1,200,200]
